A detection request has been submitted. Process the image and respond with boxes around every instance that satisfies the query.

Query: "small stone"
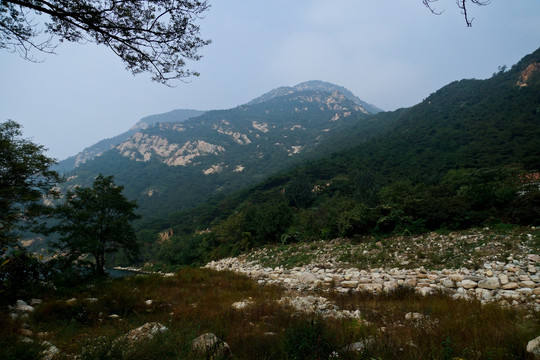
[405,312,424,321]
[29,299,42,306]
[66,298,77,305]
[20,328,33,337]
[502,282,519,290]
[498,274,509,285]
[192,333,232,359]
[231,299,254,310]
[343,338,374,352]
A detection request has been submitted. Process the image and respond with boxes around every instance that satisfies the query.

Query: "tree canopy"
[52,174,140,275]
[0,0,211,84]
[0,120,60,251]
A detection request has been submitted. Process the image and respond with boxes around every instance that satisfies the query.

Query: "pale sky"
[1,1,539,160]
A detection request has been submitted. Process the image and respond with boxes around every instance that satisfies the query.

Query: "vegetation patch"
[1,267,539,359]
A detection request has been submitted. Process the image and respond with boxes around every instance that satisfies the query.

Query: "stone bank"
[206,254,540,310]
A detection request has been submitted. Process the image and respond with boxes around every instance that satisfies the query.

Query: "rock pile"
[206,254,540,310]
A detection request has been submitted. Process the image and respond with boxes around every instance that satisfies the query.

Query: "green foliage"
[0,120,60,250]
[51,174,140,275]
[0,247,49,305]
[283,319,336,360]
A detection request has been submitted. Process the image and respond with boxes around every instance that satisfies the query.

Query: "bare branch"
[424,0,491,26]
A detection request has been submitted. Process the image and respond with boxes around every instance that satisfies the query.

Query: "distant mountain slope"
[64,82,380,219]
[56,109,204,171]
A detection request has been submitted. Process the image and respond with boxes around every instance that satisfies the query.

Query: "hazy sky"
[1,1,539,160]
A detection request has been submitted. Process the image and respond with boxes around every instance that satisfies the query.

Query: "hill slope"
[149,47,540,267]
[64,82,380,219]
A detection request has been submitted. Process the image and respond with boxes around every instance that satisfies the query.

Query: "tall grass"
[1,269,538,359]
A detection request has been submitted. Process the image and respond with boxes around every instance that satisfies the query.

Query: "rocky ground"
[206,226,540,311]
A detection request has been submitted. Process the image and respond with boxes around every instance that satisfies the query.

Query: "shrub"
[283,318,336,360]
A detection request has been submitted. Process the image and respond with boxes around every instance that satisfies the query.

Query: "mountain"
[56,109,205,171]
[248,80,383,114]
[63,82,381,219]
[148,47,540,267]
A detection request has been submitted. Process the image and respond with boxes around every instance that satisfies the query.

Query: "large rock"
[519,280,536,288]
[478,277,500,290]
[527,336,540,359]
[461,280,478,289]
[442,278,457,288]
[192,333,232,359]
[121,322,168,347]
[13,300,35,313]
[341,280,359,288]
[297,272,317,283]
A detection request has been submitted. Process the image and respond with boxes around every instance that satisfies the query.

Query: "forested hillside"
[145,47,540,269]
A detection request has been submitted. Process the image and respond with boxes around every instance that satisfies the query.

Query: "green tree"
[1,0,210,84]
[52,174,140,275]
[0,120,60,251]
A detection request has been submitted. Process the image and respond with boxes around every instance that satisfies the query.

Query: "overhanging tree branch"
[0,0,211,84]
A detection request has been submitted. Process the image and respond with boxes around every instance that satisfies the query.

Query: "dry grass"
[1,268,538,359]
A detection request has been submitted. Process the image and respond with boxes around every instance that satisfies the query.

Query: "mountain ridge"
[64,84,379,219]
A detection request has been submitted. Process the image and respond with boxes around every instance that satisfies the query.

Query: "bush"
[0,248,49,305]
[283,318,336,360]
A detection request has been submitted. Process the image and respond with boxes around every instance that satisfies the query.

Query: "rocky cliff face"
[56,109,204,172]
[117,132,226,166]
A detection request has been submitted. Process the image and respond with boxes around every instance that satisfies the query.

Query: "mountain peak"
[247,80,383,114]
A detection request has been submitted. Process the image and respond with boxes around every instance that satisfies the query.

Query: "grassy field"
[2,267,539,360]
